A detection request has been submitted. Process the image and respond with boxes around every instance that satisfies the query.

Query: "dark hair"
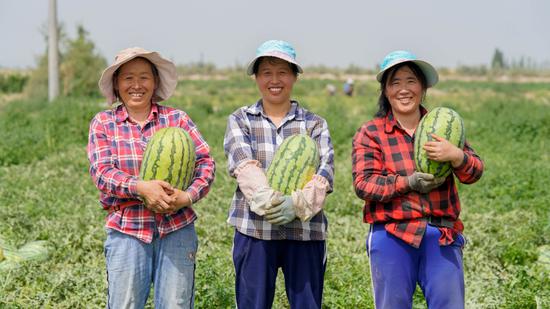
[252,56,299,76]
[113,57,160,102]
[375,62,428,118]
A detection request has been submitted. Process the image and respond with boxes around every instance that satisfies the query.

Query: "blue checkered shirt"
[224,100,334,241]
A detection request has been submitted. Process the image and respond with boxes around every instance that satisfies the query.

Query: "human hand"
[250,187,279,216]
[407,172,446,193]
[270,191,285,208]
[161,189,193,214]
[423,134,464,167]
[136,180,176,213]
[264,195,296,225]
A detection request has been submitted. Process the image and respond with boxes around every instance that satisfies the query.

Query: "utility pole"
[48,0,59,102]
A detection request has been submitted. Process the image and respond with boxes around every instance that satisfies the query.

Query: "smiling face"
[114,57,157,111]
[254,57,297,107]
[384,64,426,118]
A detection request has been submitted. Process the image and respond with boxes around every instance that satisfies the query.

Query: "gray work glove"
[407,172,446,193]
[264,195,296,225]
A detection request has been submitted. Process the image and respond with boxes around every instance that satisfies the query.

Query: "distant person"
[87,47,215,308]
[343,78,354,96]
[352,50,484,308]
[326,83,336,96]
[224,40,334,308]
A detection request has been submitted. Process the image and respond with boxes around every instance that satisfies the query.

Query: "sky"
[1,0,550,70]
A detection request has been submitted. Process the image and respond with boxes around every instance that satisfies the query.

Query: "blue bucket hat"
[376,50,439,87]
[246,40,303,75]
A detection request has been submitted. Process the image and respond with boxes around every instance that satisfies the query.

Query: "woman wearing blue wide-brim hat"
[224,40,335,308]
[352,50,484,308]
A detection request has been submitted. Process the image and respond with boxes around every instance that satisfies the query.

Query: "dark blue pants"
[367,223,465,309]
[232,231,326,309]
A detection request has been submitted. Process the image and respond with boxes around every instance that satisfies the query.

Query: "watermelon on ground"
[0,239,51,271]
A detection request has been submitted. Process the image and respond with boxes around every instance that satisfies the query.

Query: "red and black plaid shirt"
[88,103,215,243]
[352,107,483,248]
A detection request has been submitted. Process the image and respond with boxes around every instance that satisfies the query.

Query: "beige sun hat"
[98,47,178,104]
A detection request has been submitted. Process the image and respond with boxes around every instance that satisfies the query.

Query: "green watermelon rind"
[267,134,320,195]
[414,107,465,178]
[140,127,196,190]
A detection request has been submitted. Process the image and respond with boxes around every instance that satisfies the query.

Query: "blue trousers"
[367,223,465,309]
[232,231,326,309]
[104,223,198,309]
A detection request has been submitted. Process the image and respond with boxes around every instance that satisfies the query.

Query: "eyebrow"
[119,71,153,76]
[391,75,417,81]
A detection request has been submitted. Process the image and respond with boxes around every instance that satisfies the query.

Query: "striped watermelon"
[267,134,320,195]
[0,238,51,271]
[140,127,196,190]
[414,107,465,178]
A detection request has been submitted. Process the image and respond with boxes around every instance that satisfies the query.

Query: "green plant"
[0,73,29,93]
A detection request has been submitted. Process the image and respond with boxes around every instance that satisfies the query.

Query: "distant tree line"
[455,48,549,77]
[0,73,29,94]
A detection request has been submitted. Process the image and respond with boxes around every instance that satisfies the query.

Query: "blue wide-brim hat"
[246,40,304,75]
[376,50,439,87]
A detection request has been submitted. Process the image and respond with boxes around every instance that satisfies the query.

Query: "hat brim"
[246,52,304,75]
[376,59,439,88]
[98,49,178,104]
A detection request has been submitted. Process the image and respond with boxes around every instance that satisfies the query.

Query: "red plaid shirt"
[88,103,215,243]
[352,107,483,248]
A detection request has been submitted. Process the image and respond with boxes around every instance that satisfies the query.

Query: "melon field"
[0,77,549,308]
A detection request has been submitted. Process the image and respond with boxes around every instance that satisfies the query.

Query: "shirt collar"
[115,102,159,123]
[384,105,428,133]
[245,99,305,121]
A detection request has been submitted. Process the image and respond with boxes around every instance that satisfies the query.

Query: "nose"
[396,83,412,93]
[271,72,280,83]
[130,79,142,89]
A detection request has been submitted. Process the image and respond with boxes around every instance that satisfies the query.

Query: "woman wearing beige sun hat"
[87,47,215,308]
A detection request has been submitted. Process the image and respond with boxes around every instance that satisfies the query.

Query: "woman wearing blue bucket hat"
[224,40,334,308]
[352,50,484,308]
